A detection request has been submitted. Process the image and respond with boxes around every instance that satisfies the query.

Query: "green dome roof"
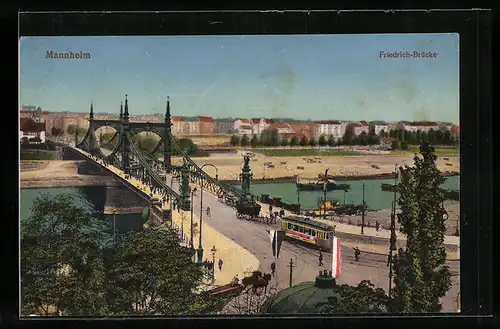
[141,207,150,221]
[265,271,343,314]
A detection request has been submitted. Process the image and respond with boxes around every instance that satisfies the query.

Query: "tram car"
[280,215,335,252]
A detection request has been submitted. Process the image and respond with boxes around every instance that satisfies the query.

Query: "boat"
[296,177,350,191]
[297,169,350,191]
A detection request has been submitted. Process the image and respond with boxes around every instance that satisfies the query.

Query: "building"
[180,117,200,135]
[374,122,389,135]
[264,270,388,314]
[197,116,215,135]
[251,118,262,135]
[451,123,460,137]
[233,118,252,132]
[237,124,253,135]
[354,121,370,135]
[270,123,295,135]
[380,137,393,150]
[289,123,315,140]
[258,118,275,134]
[313,120,342,139]
[20,118,46,143]
[398,121,439,132]
[171,116,183,135]
[214,118,235,134]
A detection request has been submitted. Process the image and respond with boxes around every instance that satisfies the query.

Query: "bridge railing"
[168,132,244,198]
[126,133,182,201]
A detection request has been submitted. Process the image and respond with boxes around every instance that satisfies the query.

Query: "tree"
[240,134,250,147]
[392,142,452,312]
[250,135,260,148]
[289,136,299,146]
[280,138,289,147]
[358,132,368,146]
[260,130,270,146]
[309,137,317,147]
[379,129,386,138]
[299,136,308,147]
[318,135,327,146]
[400,140,409,150]
[21,193,112,316]
[342,131,354,145]
[66,124,77,135]
[230,135,240,146]
[391,139,400,150]
[327,134,336,147]
[442,130,453,145]
[107,228,223,315]
[269,128,280,146]
[173,138,200,156]
[317,280,389,313]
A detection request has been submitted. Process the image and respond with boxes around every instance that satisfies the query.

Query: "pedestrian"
[375,221,380,232]
[231,274,239,285]
[218,258,223,271]
[387,253,392,266]
[269,204,273,214]
[270,261,276,276]
[319,252,323,266]
[354,247,360,261]
[333,225,336,234]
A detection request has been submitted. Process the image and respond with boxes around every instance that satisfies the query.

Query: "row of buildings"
[20,106,459,143]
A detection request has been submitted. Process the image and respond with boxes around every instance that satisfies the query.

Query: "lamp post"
[190,189,194,249]
[361,181,366,234]
[210,245,217,282]
[197,163,218,264]
[323,181,327,219]
[113,210,116,244]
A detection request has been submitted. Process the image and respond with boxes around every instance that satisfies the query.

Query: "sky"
[19,34,459,122]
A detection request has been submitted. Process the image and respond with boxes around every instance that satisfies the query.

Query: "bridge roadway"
[69,143,460,312]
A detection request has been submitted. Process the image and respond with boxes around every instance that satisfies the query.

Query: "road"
[88,144,460,312]
[165,174,460,312]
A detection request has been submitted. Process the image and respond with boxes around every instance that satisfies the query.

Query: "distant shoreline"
[221,171,460,184]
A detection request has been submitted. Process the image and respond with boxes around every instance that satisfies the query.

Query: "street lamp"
[210,245,217,281]
[190,189,194,249]
[113,210,116,244]
[361,181,366,235]
[323,181,327,219]
[197,163,218,265]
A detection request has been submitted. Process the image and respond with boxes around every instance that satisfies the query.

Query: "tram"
[280,215,335,252]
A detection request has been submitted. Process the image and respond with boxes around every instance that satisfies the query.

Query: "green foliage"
[280,138,289,147]
[51,127,63,136]
[252,149,361,157]
[250,135,260,147]
[20,149,58,160]
[327,134,336,146]
[21,194,225,316]
[66,124,77,135]
[240,134,250,147]
[260,128,279,146]
[230,135,240,146]
[308,137,317,147]
[289,136,299,146]
[318,135,327,146]
[299,136,308,146]
[392,142,452,312]
[317,280,389,313]
[21,193,112,316]
[342,131,354,145]
[107,229,223,315]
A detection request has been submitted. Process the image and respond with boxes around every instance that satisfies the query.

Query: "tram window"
[311,230,316,237]
[287,223,293,230]
[305,228,311,236]
[298,226,304,233]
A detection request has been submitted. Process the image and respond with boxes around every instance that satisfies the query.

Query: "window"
[305,228,311,236]
[287,223,293,230]
[311,230,316,237]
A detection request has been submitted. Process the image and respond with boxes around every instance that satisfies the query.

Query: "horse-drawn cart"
[236,199,262,220]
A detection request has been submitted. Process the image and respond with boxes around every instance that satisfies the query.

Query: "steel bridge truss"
[76,97,257,212]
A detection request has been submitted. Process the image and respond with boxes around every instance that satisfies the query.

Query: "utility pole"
[288,258,295,287]
[190,190,194,249]
[323,182,327,219]
[388,165,398,307]
[361,181,365,234]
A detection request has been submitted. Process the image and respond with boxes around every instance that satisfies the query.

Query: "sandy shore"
[175,152,459,181]
[20,161,119,188]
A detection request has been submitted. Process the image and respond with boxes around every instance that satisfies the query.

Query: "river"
[245,176,460,211]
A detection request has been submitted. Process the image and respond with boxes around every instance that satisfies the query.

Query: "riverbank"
[20,161,118,188]
[175,152,460,181]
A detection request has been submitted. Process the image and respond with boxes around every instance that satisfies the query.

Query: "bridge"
[51,96,460,311]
